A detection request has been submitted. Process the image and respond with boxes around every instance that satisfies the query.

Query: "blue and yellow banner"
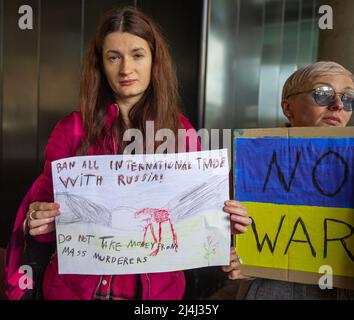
[234,130,354,286]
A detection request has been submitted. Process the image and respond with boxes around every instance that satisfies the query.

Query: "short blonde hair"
[282,61,354,100]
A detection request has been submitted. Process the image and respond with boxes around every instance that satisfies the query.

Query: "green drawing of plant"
[203,235,218,266]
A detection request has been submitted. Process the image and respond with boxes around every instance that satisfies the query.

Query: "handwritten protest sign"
[52,149,230,275]
[234,127,354,289]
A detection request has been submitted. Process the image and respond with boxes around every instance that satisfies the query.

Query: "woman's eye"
[343,94,354,102]
[108,56,119,62]
[134,54,144,59]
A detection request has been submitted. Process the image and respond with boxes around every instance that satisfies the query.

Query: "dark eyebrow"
[106,50,120,55]
[105,48,146,55]
[343,86,354,91]
[131,48,146,53]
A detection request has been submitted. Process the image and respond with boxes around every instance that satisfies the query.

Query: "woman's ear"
[281,99,292,121]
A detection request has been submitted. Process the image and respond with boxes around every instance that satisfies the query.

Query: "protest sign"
[234,127,354,289]
[52,149,230,275]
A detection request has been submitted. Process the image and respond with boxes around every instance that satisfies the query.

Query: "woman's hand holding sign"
[221,200,252,279]
[223,200,252,234]
[26,202,60,236]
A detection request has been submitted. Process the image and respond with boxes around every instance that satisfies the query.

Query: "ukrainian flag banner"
[234,127,354,289]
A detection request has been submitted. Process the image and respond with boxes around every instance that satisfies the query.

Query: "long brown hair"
[78,6,181,154]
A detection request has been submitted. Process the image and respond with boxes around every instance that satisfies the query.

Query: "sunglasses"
[286,85,354,112]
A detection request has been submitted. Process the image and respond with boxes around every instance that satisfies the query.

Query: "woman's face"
[102,32,153,108]
[282,74,353,127]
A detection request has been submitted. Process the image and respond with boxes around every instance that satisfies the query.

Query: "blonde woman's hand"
[222,247,248,280]
[223,200,252,234]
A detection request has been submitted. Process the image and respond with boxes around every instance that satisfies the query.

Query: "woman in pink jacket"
[5,6,251,300]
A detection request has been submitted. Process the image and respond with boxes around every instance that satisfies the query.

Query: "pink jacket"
[5,104,201,300]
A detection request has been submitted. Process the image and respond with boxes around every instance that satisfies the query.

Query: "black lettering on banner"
[81,160,99,170]
[58,234,72,244]
[323,218,353,260]
[59,174,101,188]
[312,151,349,197]
[251,215,285,253]
[92,253,140,265]
[284,217,316,257]
[93,252,105,262]
[110,160,124,170]
[78,234,95,244]
[262,151,301,192]
[136,257,148,263]
[59,176,78,188]
[62,246,75,257]
[56,161,76,174]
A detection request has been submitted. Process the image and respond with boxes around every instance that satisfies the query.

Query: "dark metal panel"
[2,0,39,161]
[138,0,204,129]
[1,0,39,247]
[0,0,4,247]
[0,0,3,182]
[198,0,209,129]
[317,0,354,125]
[38,0,82,165]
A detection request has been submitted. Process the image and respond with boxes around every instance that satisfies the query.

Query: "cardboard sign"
[234,127,354,290]
[52,149,230,275]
